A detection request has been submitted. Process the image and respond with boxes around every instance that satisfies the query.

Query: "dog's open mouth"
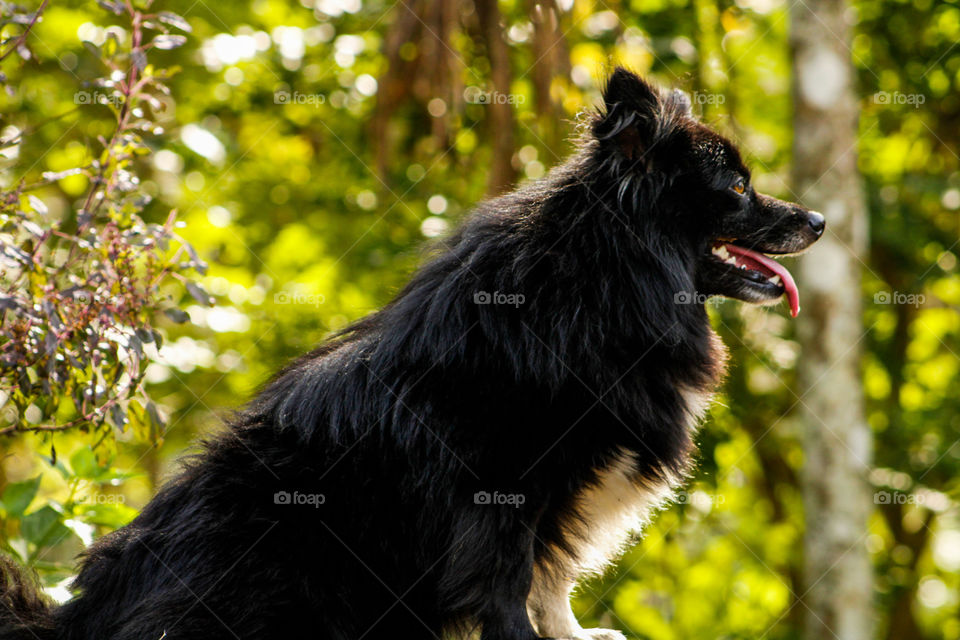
[709,242,800,317]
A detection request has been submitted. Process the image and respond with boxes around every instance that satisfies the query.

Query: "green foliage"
[0,0,204,443]
[1,444,137,583]
[1,0,958,638]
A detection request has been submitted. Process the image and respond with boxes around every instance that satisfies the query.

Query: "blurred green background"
[2,0,959,638]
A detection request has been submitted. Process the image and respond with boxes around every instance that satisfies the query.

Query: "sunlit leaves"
[0,476,41,517]
[0,2,206,446]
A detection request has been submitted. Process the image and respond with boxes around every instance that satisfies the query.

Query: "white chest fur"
[564,451,676,576]
[527,386,714,638]
[570,386,713,575]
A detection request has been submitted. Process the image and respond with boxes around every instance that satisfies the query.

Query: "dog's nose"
[807,211,825,236]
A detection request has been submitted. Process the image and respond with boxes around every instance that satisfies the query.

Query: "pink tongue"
[724,243,801,317]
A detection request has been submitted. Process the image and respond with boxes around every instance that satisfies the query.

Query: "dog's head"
[590,68,824,317]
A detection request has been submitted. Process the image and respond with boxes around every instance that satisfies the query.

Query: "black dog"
[0,68,823,640]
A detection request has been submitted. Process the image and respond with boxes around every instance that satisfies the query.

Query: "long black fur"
[0,69,823,640]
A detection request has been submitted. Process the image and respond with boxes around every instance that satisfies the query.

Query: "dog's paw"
[557,629,626,640]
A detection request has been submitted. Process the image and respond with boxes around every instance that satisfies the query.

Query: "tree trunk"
[880,503,930,640]
[791,1,874,639]
[373,0,423,181]
[527,0,569,156]
[475,0,517,195]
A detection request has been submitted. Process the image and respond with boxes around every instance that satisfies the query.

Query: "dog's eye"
[731,177,746,195]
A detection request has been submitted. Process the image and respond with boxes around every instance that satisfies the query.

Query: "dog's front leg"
[443,507,544,640]
[476,535,541,640]
[479,591,542,640]
[527,564,625,640]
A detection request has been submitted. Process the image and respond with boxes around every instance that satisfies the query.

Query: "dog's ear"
[602,67,659,113]
[594,67,661,165]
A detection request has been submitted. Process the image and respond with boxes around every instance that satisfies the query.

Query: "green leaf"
[1,476,41,516]
[103,33,119,58]
[21,506,69,547]
[76,503,138,529]
[69,447,101,479]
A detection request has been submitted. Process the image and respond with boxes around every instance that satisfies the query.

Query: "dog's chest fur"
[526,386,715,636]
[576,388,711,570]
[563,452,675,576]
[536,385,715,583]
